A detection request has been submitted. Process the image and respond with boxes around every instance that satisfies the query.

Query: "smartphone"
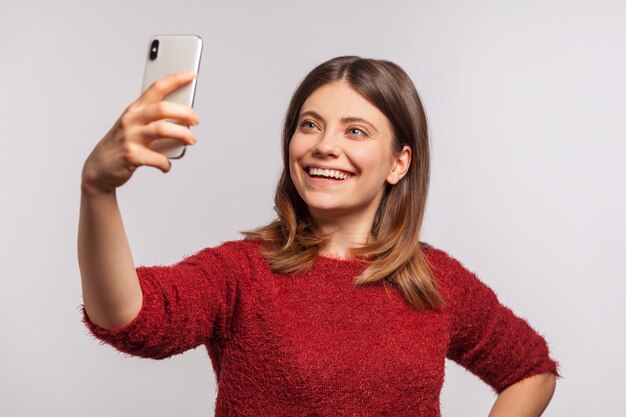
[141,35,203,159]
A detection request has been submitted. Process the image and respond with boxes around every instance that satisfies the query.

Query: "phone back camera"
[149,39,159,60]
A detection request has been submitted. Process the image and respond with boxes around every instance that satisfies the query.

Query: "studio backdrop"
[1,1,624,416]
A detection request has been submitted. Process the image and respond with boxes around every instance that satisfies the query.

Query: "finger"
[130,147,173,173]
[139,120,198,145]
[128,101,199,127]
[134,71,197,107]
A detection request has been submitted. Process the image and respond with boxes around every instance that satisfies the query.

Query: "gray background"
[1,0,624,416]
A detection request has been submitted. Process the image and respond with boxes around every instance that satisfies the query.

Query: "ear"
[386,145,411,185]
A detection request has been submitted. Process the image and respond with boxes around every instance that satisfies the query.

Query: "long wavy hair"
[242,56,444,311]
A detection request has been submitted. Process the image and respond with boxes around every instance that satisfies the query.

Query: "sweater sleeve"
[80,240,246,360]
[436,250,561,394]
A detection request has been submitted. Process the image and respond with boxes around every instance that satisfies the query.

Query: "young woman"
[79,56,560,416]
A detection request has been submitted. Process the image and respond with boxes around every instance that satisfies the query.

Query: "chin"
[306,201,353,216]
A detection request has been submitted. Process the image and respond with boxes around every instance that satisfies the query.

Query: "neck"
[309,206,377,259]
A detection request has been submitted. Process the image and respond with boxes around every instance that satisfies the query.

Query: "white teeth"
[308,167,351,180]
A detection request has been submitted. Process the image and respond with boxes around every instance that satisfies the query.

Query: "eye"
[347,126,367,137]
[298,120,318,131]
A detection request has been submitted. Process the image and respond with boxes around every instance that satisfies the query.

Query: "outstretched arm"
[78,71,199,330]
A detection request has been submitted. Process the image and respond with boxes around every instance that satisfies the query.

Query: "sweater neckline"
[316,253,370,267]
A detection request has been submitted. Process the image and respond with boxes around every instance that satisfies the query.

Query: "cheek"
[289,135,309,163]
[349,144,386,172]
[288,137,302,179]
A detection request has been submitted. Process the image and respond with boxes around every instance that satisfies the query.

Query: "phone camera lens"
[149,39,159,60]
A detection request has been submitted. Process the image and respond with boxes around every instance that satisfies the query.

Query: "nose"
[312,129,341,158]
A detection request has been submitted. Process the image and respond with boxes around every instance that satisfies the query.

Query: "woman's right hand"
[81,71,200,195]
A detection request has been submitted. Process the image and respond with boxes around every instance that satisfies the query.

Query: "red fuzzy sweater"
[82,239,560,416]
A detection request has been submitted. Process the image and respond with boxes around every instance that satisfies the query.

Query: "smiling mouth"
[305,166,355,181]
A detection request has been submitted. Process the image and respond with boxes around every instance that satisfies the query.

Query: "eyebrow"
[298,110,380,134]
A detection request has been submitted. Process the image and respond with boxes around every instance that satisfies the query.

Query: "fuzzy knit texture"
[81,239,560,416]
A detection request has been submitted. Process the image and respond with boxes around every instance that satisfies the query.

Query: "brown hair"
[241,56,445,311]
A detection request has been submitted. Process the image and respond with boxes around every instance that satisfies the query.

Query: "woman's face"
[289,81,409,222]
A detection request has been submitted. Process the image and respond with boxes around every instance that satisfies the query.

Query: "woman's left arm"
[435,248,561,413]
[488,372,557,417]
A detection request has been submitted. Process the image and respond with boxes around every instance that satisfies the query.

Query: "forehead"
[300,82,390,127]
